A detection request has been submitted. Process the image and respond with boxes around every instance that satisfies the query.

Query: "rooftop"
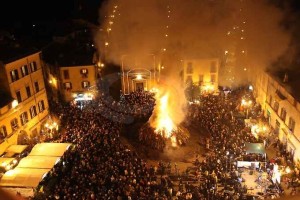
[0,38,39,64]
[42,32,96,67]
[268,68,300,102]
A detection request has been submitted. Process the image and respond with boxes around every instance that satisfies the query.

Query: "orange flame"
[152,93,177,147]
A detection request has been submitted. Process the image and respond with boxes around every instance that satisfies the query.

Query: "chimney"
[283,72,288,83]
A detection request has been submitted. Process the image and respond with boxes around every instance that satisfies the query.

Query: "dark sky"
[0,0,104,29]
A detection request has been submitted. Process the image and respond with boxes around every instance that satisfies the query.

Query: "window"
[280,108,287,122]
[20,112,28,126]
[268,95,273,104]
[10,69,19,82]
[30,62,37,72]
[82,81,90,89]
[34,81,39,92]
[80,68,88,78]
[10,118,18,131]
[16,91,22,103]
[64,82,72,90]
[186,62,193,74]
[0,126,7,140]
[210,61,217,73]
[38,100,45,112]
[26,86,31,97]
[186,75,192,85]
[30,106,37,118]
[211,74,216,83]
[21,65,29,77]
[288,117,296,133]
[199,75,204,83]
[273,101,279,112]
[63,70,70,79]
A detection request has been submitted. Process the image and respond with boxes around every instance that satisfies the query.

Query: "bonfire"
[139,90,189,150]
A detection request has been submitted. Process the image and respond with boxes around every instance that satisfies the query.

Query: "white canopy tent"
[28,143,72,157]
[17,156,61,169]
[5,145,29,154]
[0,168,49,188]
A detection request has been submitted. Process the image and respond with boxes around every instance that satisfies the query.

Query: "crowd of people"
[29,87,299,199]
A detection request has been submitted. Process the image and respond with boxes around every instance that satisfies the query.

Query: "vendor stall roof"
[4,145,29,154]
[17,156,61,169]
[28,143,72,157]
[0,168,49,188]
[245,143,266,154]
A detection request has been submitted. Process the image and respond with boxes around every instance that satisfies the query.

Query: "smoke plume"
[94,0,291,122]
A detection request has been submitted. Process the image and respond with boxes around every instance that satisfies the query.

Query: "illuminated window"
[64,82,72,90]
[186,62,193,74]
[20,112,28,126]
[82,81,90,89]
[288,117,295,133]
[10,69,19,82]
[30,106,37,119]
[80,69,88,78]
[21,65,29,77]
[30,62,37,72]
[63,70,70,79]
[0,126,7,140]
[38,100,45,112]
[10,118,19,131]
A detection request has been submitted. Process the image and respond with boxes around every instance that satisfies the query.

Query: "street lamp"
[241,98,252,118]
[44,116,58,139]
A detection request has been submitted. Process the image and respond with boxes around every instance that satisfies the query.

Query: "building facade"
[0,51,49,154]
[254,69,300,163]
[59,65,97,102]
[182,58,219,94]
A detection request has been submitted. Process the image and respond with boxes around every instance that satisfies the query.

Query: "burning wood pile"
[138,92,189,151]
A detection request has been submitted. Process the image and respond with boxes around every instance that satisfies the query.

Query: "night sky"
[0,0,104,29]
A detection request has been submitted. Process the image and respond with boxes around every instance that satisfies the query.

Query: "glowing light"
[244,68,247,71]
[155,94,176,137]
[249,85,253,90]
[136,74,142,80]
[12,100,18,108]
[105,42,109,46]
[285,167,291,174]
[225,50,228,55]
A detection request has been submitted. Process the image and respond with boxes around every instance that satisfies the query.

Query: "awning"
[245,143,266,154]
[28,143,72,157]
[5,145,29,154]
[0,168,49,188]
[17,156,61,169]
